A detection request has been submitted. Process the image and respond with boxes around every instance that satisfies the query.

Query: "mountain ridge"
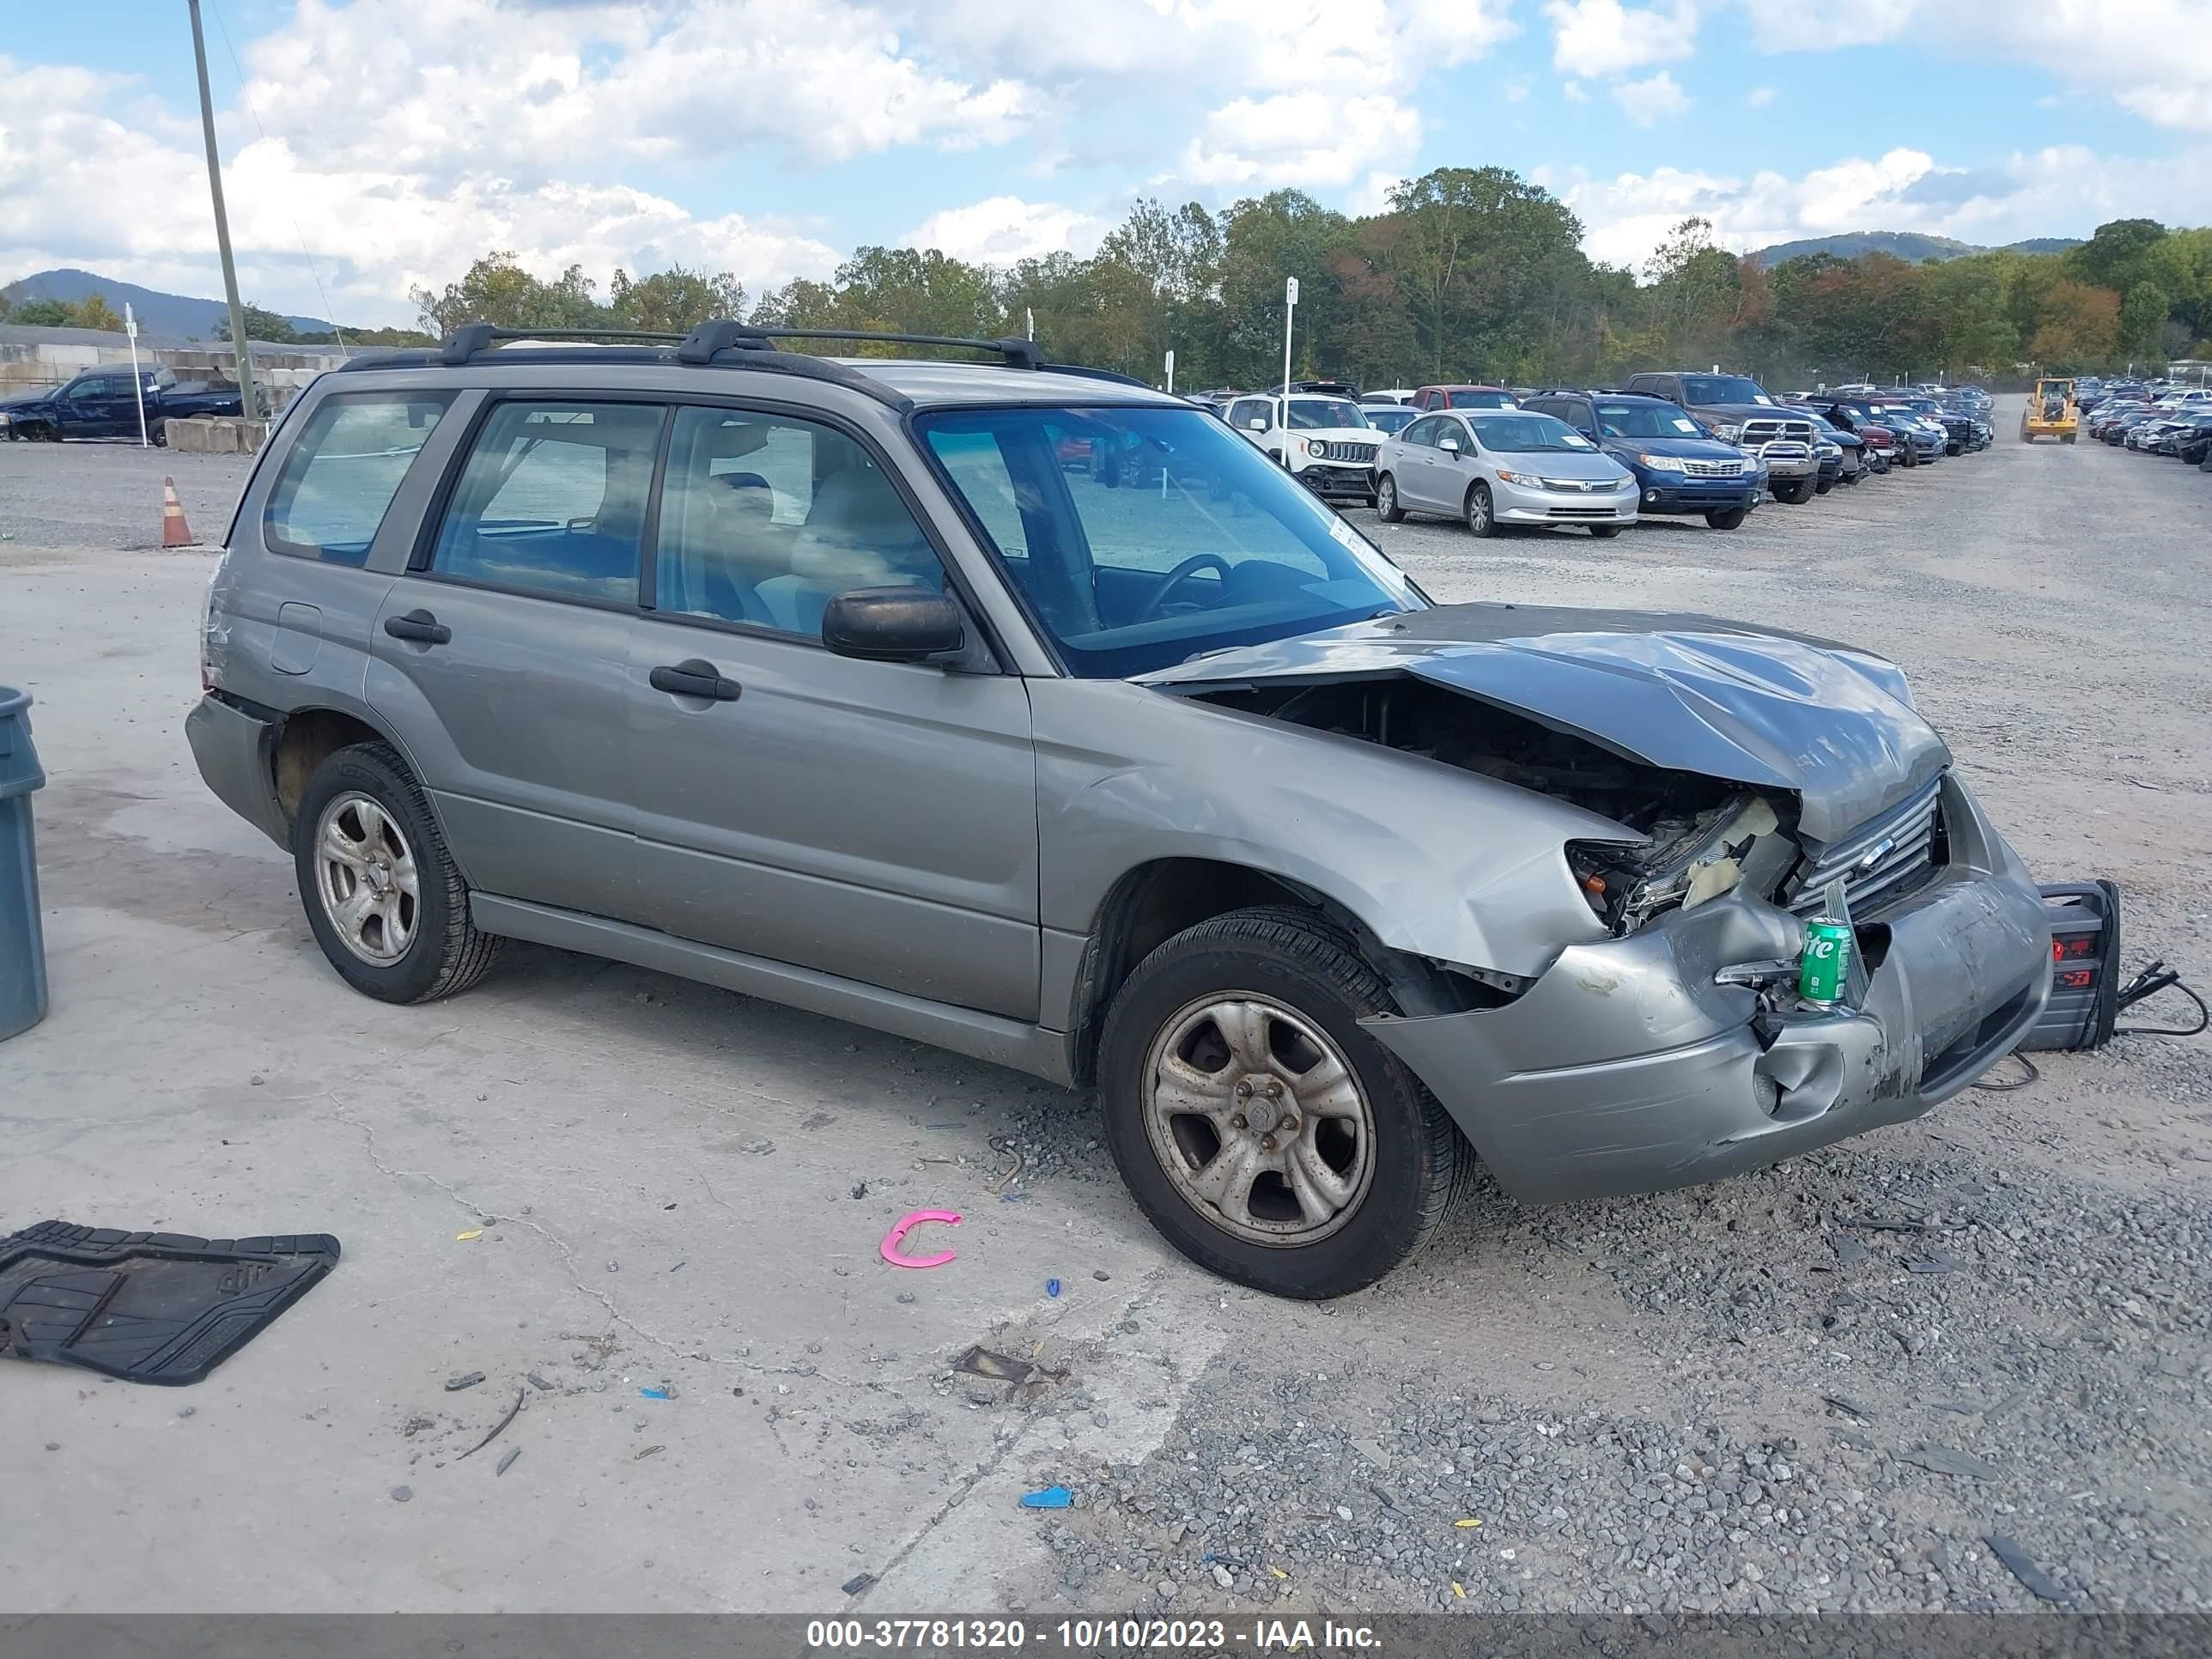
[0,267,336,337]
[1748,231,2086,267]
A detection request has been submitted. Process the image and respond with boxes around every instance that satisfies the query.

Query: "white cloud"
[1747,85,1776,107]
[1182,93,1424,191]
[1739,0,2212,133]
[1563,80,1590,103]
[1613,70,1692,126]
[1544,0,1700,77]
[900,198,1110,266]
[1538,142,2212,270]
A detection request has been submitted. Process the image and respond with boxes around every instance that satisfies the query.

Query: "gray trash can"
[0,687,48,1042]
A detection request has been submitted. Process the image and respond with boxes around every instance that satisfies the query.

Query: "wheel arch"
[1063,856,1480,1090]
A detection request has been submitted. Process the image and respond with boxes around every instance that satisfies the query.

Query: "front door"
[624,404,1041,1020]
[365,396,665,922]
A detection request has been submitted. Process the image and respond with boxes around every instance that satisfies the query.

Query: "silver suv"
[189,323,2053,1298]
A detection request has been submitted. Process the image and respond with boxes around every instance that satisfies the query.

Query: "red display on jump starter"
[2054,937,2096,961]
[2057,967,2097,990]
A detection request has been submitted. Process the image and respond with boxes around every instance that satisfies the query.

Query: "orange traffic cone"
[161,477,195,548]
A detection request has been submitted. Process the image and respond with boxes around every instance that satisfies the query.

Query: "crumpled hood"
[1139,603,1951,842]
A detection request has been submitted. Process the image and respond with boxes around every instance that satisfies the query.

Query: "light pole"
[188,0,259,422]
[1279,277,1297,437]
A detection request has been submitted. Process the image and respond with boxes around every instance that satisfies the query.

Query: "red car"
[1410,384,1518,412]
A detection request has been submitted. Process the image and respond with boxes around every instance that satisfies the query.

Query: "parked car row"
[2086,392,2212,468]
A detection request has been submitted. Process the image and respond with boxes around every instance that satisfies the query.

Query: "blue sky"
[4,0,2209,327]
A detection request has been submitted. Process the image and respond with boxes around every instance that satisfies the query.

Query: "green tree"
[2027,279,2121,364]
[4,298,76,327]
[2069,218,2169,293]
[1378,167,1581,382]
[410,252,604,337]
[1641,217,1744,364]
[74,291,123,331]
[607,264,746,331]
[2118,283,2172,361]
[1212,191,1356,387]
[210,302,301,344]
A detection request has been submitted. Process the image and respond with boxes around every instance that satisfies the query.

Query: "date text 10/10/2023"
[805,1619,1383,1651]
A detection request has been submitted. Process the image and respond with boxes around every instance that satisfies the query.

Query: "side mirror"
[1437,437,1461,454]
[1246,417,1268,432]
[823,587,966,663]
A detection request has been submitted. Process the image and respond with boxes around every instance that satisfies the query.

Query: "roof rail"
[437,325,687,366]
[678,321,1042,370]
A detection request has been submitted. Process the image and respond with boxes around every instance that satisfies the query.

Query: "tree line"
[11,167,2207,386]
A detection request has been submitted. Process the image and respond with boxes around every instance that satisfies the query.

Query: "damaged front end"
[1162,629,2052,1206]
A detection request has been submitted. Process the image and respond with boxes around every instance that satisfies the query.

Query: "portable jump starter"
[2018,880,2205,1052]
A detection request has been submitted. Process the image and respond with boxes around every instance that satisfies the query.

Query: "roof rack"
[337,318,1163,410]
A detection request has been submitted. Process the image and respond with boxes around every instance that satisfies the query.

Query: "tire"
[1776,479,1815,504]
[1096,906,1468,1299]
[2062,433,2076,445]
[1374,474,1406,522]
[293,741,501,1005]
[1463,481,1497,538]
[1589,524,1624,538]
[1814,476,1834,495]
[149,422,167,448]
[1705,506,1748,530]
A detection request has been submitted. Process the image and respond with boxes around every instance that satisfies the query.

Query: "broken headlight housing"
[1566,793,1798,934]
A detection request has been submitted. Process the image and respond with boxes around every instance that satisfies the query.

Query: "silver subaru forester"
[189,323,2052,1298]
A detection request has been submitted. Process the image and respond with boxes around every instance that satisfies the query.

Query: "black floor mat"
[0,1222,339,1386]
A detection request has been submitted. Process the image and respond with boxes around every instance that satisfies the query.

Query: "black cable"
[1970,1052,2040,1091]
[2113,959,2209,1038]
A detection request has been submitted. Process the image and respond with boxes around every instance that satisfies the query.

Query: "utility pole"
[188,0,259,422]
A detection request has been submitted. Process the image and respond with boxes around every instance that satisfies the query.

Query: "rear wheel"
[293,742,501,1005]
[1097,907,1467,1299]
[1705,506,1748,530]
[1375,473,1405,522]
[1463,481,1497,538]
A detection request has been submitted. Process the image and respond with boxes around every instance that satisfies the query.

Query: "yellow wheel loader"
[2021,377,2078,443]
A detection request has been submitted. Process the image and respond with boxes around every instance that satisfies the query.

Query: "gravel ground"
[3,402,2208,1619]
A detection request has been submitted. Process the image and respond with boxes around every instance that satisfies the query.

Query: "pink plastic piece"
[879,1208,963,1269]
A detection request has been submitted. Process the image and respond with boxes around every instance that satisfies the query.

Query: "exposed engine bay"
[1191,674,1804,935]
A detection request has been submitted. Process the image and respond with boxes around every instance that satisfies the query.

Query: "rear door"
[366,396,664,923]
[623,404,1041,1018]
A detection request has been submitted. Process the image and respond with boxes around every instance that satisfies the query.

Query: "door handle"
[384,609,451,645]
[650,659,742,702]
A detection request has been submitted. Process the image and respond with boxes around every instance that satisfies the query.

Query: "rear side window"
[428,400,665,605]
[264,392,456,566]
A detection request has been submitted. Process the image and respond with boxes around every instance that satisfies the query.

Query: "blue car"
[1523,390,1762,528]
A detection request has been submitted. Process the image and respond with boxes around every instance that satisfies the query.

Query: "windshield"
[1284,399,1367,430]
[1595,402,1705,438]
[1363,407,1416,434]
[1446,389,1516,409]
[1470,413,1593,453]
[1681,374,1774,406]
[920,405,1424,679]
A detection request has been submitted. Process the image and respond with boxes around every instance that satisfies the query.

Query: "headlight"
[1712,422,1744,442]
[1492,468,1522,484]
[1638,453,1686,471]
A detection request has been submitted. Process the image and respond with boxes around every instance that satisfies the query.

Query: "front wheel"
[1464,481,1497,538]
[1705,506,1748,530]
[1814,476,1834,495]
[1589,524,1624,538]
[1775,478,1815,504]
[1097,907,1467,1298]
[294,741,502,1004]
[2061,433,2077,445]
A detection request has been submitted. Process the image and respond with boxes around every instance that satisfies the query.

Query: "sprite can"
[1800,915,1852,1005]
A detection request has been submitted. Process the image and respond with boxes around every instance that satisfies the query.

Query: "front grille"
[1540,477,1614,492]
[1741,418,1816,446]
[1546,506,1612,518]
[1785,775,1946,917]
[1682,459,1744,477]
[1318,441,1376,464]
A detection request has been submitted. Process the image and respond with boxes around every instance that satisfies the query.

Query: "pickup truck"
[1620,370,1823,504]
[0,367,242,444]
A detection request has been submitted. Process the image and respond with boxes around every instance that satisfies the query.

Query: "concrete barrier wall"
[162,416,271,454]
[0,331,348,410]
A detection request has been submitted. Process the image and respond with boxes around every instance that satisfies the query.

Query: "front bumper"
[1363,775,2052,1206]
[1292,462,1377,500]
[1633,477,1760,514]
[185,693,289,849]
[1494,479,1639,524]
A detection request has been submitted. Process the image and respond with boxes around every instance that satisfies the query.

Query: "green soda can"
[1800,915,1852,1005]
